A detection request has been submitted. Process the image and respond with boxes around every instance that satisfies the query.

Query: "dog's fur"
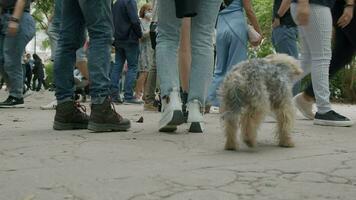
[220,54,303,150]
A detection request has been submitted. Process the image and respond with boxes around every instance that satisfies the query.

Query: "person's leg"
[189,0,221,105]
[110,46,125,102]
[123,43,140,101]
[3,13,35,100]
[304,27,356,98]
[302,5,332,114]
[272,26,300,95]
[156,0,182,98]
[178,18,192,93]
[79,0,130,132]
[78,0,113,104]
[143,51,157,109]
[188,0,220,132]
[48,22,61,61]
[156,0,183,131]
[135,71,148,99]
[25,64,32,89]
[54,0,86,103]
[206,33,230,107]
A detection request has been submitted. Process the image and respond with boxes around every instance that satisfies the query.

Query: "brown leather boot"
[53,101,89,130]
[88,98,131,132]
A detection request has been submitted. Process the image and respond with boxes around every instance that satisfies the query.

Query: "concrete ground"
[0,90,356,200]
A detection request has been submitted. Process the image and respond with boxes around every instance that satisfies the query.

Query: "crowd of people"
[0,0,354,132]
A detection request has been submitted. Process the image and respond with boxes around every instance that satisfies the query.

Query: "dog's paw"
[279,138,295,148]
[243,139,256,148]
[224,142,238,151]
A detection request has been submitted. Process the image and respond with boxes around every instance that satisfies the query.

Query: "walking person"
[53,0,130,132]
[0,0,35,108]
[294,0,355,126]
[111,0,143,104]
[156,0,222,133]
[135,3,153,101]
[31,54,46,91]
[206,0,262,112]
[291,0,353,126]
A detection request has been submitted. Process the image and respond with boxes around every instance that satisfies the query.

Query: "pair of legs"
[53,0,130,132]
[157,0,220,132]
[111,43,140,102]
[291,3,353,126]
[0,12,35,103]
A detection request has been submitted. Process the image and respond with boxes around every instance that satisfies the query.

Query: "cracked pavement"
[0,91,356,200]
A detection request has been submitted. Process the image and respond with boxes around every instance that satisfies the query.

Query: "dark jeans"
[304,27,356,98]
[54,0,113,104]
[32,71,46,91]
[24,63,32,89]
[110,42,140,100]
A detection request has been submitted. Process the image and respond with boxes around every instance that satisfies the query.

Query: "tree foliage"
[32,0,54,31]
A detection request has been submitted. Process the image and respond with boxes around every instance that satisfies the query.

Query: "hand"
[272,18,281,28]
[296,2,310,26]
[7,21,19,36]
[337,6,354,28]
[251,35,263,47]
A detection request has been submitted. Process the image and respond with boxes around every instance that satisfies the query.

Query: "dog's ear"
[266,53,303,76]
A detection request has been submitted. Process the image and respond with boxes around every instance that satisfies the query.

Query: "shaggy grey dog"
[220,54,303,150]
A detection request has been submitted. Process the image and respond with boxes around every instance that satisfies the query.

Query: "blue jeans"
[157,0,221,105]
[0,12,35,99]
[207,11,248,107]
[272,25,301,95]
[48,22,61,61]
[54,0,113,104]
[111,43,139,100]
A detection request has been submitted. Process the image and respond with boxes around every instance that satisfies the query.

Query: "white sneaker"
[187,99,204,133]
[209,106,220,114]
[40,100,57,110]
[293,93,314,120]
[159,88,184,132]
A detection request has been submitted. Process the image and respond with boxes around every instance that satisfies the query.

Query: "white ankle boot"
[159,87,185,132]
[187,99,204,133]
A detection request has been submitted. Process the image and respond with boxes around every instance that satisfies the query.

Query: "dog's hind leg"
[224,114,239,151]
[241,108,265,148]
[273,102,295,148]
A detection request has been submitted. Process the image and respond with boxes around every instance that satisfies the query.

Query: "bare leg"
[178,18,191,92]
[135,71,148,99]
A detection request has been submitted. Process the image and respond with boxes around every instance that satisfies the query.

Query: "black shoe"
[0,96,24,108]
[314,110,354,127]
[88,97,131,132]
[53,101,89,130]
